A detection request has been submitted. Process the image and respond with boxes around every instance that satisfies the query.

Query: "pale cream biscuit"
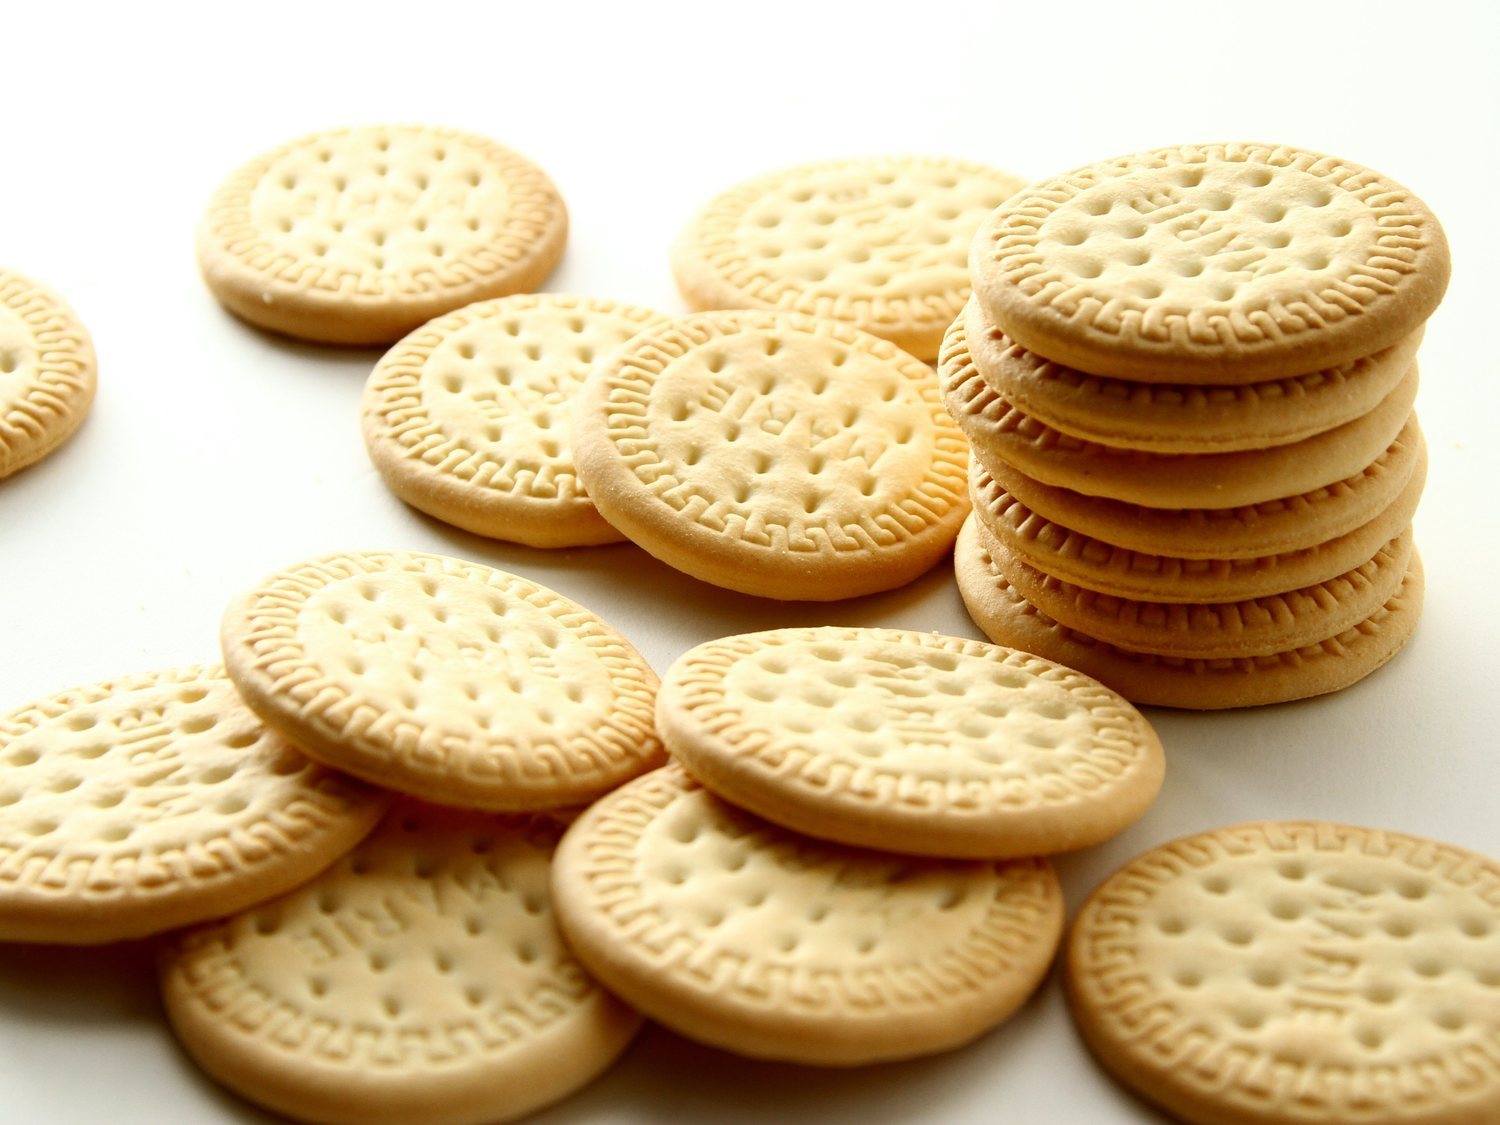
[657,627,1163,859]
[0,268,96,479]
[551,764,1063,1065]
[220,551,663,810]
[161,800,640,1125]
[989,528,1413,660]
[985,419,1426,560]
[1066,821,1500,1125]
[572,309,969,600]
[941,311,1419,509]
[954,516,1424,709]
[970,455,1426,603]
[0,665,389,944]
[197,125,567,345]
[362,294,669,547]
[970,142,1450,381]
[963,297,1423,453]
[672,155,1027,361]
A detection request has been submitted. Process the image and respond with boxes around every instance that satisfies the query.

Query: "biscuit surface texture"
[962,297,1422,453]
[197,125,567,344]
[572,309,969,600]
[363,294,668,546]
[1067,821,1500,1124]
[673,155,1026,360]
[551,764,1063,1065]
[0,268,96,479]
[954,516,1425,709]
[161,800,640,1125]
[0,665,389,943]
[970,142,1449,380]
[221,551,662,809]
[658,627,1163,857]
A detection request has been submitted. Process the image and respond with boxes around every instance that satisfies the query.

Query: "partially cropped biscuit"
[552,764,1063,1066]
[970,142,1449,381]
[572,309,969,600]
[657,627,1163,858]
[673,155,1026,360]
[0,268,96,479]
[0,666,389,943]
[197,125,567,344]
[1067,822,1500,1125]
[362,294,668,546]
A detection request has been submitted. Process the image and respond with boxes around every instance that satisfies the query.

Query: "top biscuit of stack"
[968,142,1448,383]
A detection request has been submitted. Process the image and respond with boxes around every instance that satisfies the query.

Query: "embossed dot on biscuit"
[658,626,1164,857]
[197,125,567,344]
[220,551,663,811]
[0,665,389,944]
[572,309,970,600]
[1066,822,1500,1124]
[161,800,639,1125]
[551,764,1064,1065]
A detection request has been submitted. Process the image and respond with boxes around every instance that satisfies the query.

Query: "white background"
[2,2,1496,1121]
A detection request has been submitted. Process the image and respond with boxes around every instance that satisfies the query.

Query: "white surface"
[2,1,1497,1121]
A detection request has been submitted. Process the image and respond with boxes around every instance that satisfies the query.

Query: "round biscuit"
[969,142,1449,381]
[970,454,1426,603]
[572,309,970,600]
[954,515,1424,709]
[0,665,389,944]
[657,626,1163,858]
[197,125,567,345]
[1066,822,1500,1124]
[940,310,1419,509]
[672,155,1027,360]
[551,764,1064,1065]
[161,800,639,1125]
[220,551,663,810]
[362,294,670,547]
[963,296,1423,453]
[0,268,96,480]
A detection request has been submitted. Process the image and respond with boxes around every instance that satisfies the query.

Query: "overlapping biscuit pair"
[551,626,1165,1066]
[945,142,1449,708]
[154,550,667,1124]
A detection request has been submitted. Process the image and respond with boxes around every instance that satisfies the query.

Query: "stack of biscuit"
[944,142,1449,709]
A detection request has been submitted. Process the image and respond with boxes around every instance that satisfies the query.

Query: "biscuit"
[941,311,1419,509]
[970,142,1449,381]
[988,527,1413,659]
[970,455,1426,603]
[161,800,640,1125]
[221,551,663,810]
[362,294,669,547]
[572,310,969,600]
[962,297,1423,453]
[1066,821,1500,1125]
[657,627,1163,858]
[984,418,1425,560]
[954,516,1425,709]
[551,764,1064,1065]
[0,268,96,479]
[197,125,567,345]
[0,665,389,944]
[672,155,1027,361]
